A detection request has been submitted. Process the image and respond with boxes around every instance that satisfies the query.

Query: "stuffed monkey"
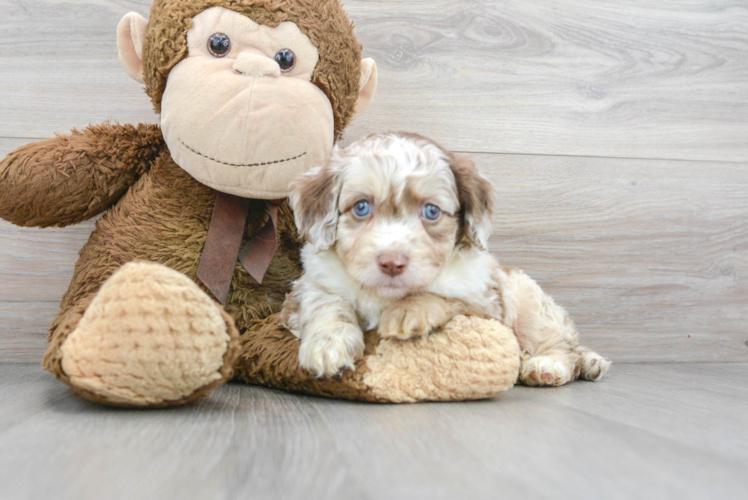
[0,0,520,407]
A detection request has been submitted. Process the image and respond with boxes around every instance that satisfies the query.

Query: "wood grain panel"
[0,303,55,362]
[0,0,746,161]
[2,138,746,362]
[346,0,748,161]
[0,0,157,137]
[478,153,748,363]
[0,218,94,302]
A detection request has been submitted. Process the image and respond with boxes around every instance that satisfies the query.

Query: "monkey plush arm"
[0,123,165,227]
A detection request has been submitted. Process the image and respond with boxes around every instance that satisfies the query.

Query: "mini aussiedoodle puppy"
[282,132,611,386]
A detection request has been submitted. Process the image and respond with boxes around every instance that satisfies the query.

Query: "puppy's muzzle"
[377,251,409,277]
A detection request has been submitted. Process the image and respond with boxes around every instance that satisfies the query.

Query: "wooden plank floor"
[1,362,747,500]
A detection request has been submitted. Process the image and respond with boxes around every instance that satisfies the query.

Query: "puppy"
[282,132,611,386]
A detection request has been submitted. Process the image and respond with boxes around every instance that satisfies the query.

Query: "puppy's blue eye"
[423,204,441,221]
[353,200,371,218]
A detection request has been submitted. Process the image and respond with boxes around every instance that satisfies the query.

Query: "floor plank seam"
[451,150,748,165]
[2,137,745,166]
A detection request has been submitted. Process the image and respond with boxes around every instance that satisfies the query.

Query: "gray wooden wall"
[1,0,746,363]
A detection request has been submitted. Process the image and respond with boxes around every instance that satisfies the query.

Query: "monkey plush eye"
[275,49,296,72]
[208,33,231,57]
[353,200,371,218]
[422,204,442,221]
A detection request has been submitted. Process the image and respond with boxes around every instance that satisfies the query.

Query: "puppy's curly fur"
[283,132,611,385]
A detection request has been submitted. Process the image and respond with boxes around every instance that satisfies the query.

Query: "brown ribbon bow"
[197,192,283,305]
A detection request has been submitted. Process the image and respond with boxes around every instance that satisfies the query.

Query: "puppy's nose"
[377,252,409,277]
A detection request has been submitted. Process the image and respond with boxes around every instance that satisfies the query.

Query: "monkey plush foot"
[236,314,520,403]
[56,262,239,407]
[361,315,521,402]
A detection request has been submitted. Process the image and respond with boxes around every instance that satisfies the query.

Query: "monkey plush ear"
[351,58,378,121]
[117,13,149,84]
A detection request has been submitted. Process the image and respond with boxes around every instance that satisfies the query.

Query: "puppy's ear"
[289,162,343,251]
[449,154,496,250]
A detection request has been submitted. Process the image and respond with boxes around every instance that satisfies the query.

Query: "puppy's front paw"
[378,294,456,340]
[519,356,574,387]
[298,325,365,378]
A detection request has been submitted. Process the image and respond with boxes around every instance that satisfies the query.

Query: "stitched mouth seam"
[179,139,307,167]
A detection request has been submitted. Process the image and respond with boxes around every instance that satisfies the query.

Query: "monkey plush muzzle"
[160,7,336,199]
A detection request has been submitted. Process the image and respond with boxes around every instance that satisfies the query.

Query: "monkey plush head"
[117,0,377,198]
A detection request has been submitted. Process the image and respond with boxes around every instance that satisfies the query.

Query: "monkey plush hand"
[0,0,519,406]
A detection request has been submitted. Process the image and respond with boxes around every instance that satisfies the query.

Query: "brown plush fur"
[234,313,386,402]
[0,123,164,227]
[144,0,362,133]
